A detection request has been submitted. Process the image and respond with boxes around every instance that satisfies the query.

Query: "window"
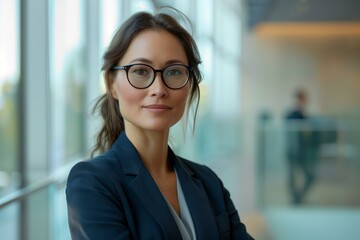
[49,0,87,165]
[0,1,21,239]
[0,0,20,197]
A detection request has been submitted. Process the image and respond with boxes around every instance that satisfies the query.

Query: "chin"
[142,120,179,132]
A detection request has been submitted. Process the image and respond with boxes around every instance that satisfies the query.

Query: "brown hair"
[91,8,202,157]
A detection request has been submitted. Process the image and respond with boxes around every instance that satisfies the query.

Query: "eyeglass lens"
[127,64,189,89]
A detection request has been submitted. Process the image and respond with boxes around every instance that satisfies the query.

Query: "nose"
[149,73,168,97]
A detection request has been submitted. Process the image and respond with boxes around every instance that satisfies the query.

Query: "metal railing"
[0,163,73,209]
[0,162,75,240]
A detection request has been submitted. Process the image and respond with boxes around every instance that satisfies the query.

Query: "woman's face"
[111,29,190,133]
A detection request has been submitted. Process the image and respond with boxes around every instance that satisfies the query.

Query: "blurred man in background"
[285,88,319,205]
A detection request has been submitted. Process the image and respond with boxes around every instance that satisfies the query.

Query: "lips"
[143,104,172,110]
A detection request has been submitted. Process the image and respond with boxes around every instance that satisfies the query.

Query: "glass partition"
[49,0,87,166]
[0,0,21,197]
[257,117,360,207]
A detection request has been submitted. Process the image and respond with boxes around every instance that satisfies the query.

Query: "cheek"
[113,73,130,100]
[113,78,143,114]
[117,85,133,106]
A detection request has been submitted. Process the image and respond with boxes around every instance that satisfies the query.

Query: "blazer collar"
[111,132,182,239]
[111,132,218,239]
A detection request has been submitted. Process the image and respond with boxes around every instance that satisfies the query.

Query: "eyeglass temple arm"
[112,66,126,70]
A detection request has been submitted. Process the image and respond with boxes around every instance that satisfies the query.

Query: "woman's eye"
[166,69,182,76]
[133,68,149,76]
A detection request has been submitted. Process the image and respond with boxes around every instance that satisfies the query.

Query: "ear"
[111,88,118,99]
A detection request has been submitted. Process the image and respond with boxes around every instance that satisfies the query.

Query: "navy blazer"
[66,132,253,240]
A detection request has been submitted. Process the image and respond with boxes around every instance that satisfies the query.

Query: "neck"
[125,126,171,177]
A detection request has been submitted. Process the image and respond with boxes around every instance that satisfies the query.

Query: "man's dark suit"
[66,132,252,239]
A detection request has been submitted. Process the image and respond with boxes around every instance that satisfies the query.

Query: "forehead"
[119,29,188,65]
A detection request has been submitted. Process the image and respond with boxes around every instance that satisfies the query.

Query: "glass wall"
[0,203,19,240]
[100,0,122,55]
[0,0,20,197]
[49,0,87,166]
[0,1,21,238]
[257,119,360,206]
[98,0,122,94]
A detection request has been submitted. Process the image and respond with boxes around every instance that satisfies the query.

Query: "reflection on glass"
[50,0,86,165]
[0,0,20,197]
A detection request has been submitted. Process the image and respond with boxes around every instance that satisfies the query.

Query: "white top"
[163,171,197,240]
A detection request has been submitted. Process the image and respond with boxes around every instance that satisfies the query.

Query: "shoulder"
[67,150,124,191]
[69,150,117,173]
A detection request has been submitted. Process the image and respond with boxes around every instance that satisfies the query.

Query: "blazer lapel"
[113,132,182,240]
[129,169,183,240]
[173,152,219,239]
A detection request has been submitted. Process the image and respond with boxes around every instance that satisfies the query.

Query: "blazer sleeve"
[66,161,131,240]
[222,185,254,240]
[203,165,254,240]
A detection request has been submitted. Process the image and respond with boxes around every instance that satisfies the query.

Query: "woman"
[66,8,253,240]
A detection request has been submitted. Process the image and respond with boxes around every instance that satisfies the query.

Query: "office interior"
[0,0,359,239]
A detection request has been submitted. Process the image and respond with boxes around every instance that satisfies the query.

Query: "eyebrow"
[129,58,187,66]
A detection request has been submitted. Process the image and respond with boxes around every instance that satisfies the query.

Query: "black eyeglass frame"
[112,63,193,90]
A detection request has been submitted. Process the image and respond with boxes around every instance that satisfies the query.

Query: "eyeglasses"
[112,63,192,89]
